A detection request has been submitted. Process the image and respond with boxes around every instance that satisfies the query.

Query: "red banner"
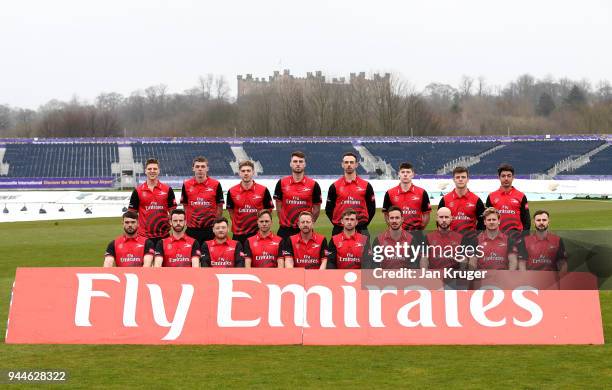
[5,268,604,345]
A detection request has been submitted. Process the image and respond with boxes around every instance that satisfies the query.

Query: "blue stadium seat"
[469,141,604,175]
[2,143,118,177]
[363,142,498,174]
[243,142,366,176]
[562,145,612,175]
[131,142,234,177]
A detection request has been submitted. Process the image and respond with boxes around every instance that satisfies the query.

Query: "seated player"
[327,208,370,269]
[371,206,419,269]
[200,217,245,267]
[104,211,155,267]
[244,210,284,268]
[420,207,467,270]
[282,211,328,269]
[518,210,568,272]
[154,209,201,267]
[468,207,518,270]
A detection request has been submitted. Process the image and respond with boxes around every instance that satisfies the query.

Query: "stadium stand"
[1,136,610,182]
[131,142,235,177]
[468,140,605,175]
[362,141,499,174]
[2,143,118,177]
[243,141,367,176]
[564,145,612,175]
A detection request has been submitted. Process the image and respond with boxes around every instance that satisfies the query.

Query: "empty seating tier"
[243,142,366,176]
[131,142,235,177]
[2,143,118,177]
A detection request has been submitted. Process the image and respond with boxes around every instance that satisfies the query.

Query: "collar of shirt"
[298,233,318,245]
[383,229,410,243]
[169,234,187,243]
[141,181,162,192]
[341,231,358,241]
[194,177,210,187]
[398,183,414,193]
[342,176,360,185]
[290,176,307,185]
[120,235,139,243]
[238,181,257,193]
[256,232,275,241]
[211,239,231,247]
[498,186,515,195]
[532,232,550,241]
[453,188,471,198]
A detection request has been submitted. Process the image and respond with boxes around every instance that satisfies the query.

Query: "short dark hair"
[342,152,358,161]
[257,209,272,219]
[239,160,255,170]
[298,211,313,220]
[386,205,403,215]
[193,156,208,165]
[291,151,306,160]
[170,209,185,218]
[145,158,159,168]
[398,162,414,171]
[452,166,469,176]
[497,163,515,176]
[212,217,229,226]
[341,208,358,219]
[533,210,550,218]
[122,210,138,220]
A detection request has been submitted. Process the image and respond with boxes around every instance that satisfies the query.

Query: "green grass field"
[1,200,611,388]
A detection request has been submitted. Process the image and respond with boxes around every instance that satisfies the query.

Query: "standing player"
[282,212,328,269]
[327,209,371,269]
[226,160,274,245]
[180,156,224,244]
[274,151,322,239]
[419,207,467,270]
[243,210,284,268]
[104,211,155,267]
[486,164,530,240]
[438,166,484,237]
[128,158,177,246]
[200,217,245,267]
[154,209,200,267]
[382,162,431,232]
[518,210,568,272]
[325,152,376,236]
[371,206,419,269]
[468,207,518,270]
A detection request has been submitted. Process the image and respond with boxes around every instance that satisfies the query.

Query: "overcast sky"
[1,0,611,109]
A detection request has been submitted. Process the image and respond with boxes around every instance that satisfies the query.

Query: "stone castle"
[237,70,390,97]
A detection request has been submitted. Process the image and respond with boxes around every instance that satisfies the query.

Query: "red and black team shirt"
[226,182,274,235]
[105,235,155,267]
[486,187,530,234]
[518,233,567,271]
[128,181,177,238]
[327,232,370,269]
[371,230,418,269]
[180,177,224,229]
[155,235,200,267]
[382,184,431,230]
[325,176,376,227]
[274,176,322,228]
[281,232,328,269]
[424,230,467,270]
[474,231,517,270]
[243,232,283,268]
[438,189,485,232]
[200,239,245,267]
